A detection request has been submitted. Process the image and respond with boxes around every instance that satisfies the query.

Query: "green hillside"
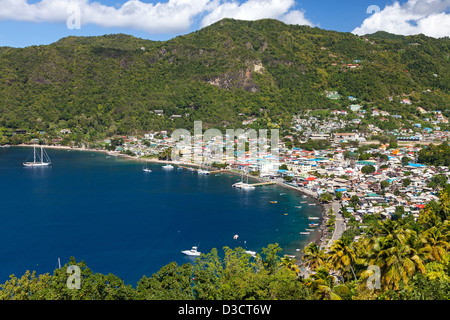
[0,18,449,143]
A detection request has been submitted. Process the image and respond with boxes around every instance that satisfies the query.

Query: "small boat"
[284,213,288,216]
[187,167,195,171]
[308,223,319,228]
[306,229,315,231]
[299,232,310,235]
[284,255,296,259]
[245,250,257,257]
[308,217,320,220]
[232,182,242,188]
[198,169,211,175]
[295,206,302,209]
[107,151,119,157]
[143,163,152,172]
[233,234,239,240]
[177,166,183,170]
[308,203,317,206]
[300,201,307,203]
[162,164,174,170]
[302,195,307,198]
[280,193,286,195]
[232,167,254,190]
[270,201,278,204]
[181,246,201,256]
[232,182,255,190]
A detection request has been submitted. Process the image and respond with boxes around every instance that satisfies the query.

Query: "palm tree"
[304,266,343,300]
[327,238,358,281]
[418,201,441,228]
[302,242,327,270]
[419,226,450,262]
[279,256,300,275]
[367,229,426,291]
[438,186,450,220]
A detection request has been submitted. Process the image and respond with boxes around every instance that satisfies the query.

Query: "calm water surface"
[0,147,322,285]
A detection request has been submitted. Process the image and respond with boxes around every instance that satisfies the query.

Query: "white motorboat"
[299,232,310,235]
[162,164,174,170]
[245,250,257,257]
[198,169,210,175]
[308,217,320,220]
[181,246,201,256]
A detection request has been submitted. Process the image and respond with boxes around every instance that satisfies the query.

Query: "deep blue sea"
[0,147,322,286]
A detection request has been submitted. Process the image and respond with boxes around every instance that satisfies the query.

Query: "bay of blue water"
[0,147,322,286]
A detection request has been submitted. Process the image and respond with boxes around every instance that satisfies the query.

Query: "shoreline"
[15,143,335,257]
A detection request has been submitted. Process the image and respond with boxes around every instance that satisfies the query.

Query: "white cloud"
[279,9,314,26]
[200,0,314,27]
[0,0,211,33]
[0,0,314,34]
[352,0,450,38]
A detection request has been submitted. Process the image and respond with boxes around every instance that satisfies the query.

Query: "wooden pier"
[178,166,227,174]
[209,170,228,174]
[249,181,276,187]
[177,166,275,187]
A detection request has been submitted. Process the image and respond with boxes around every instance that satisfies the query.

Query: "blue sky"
[0,0,448,48]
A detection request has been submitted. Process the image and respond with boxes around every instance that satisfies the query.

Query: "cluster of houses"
[35,98,448,226]
[279,150,449,222]
[104,123,449,224]
[293,106,449,144]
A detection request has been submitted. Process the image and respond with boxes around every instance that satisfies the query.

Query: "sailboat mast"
[247,167,249,184]
[33,145,36,163]
[41,146,43,164]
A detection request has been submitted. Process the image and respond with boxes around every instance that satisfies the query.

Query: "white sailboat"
[23,145,51,167]
[143,162,152,172]
[232,166,255,189]
[198,162,211,175]
[198,169,210,175]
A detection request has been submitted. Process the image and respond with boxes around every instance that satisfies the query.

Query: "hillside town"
[10,105,450,247]
[84,108,450,240]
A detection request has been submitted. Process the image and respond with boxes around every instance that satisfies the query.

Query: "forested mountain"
[0,18,449,141]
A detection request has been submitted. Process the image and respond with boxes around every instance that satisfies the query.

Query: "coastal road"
[328,201,345,248]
